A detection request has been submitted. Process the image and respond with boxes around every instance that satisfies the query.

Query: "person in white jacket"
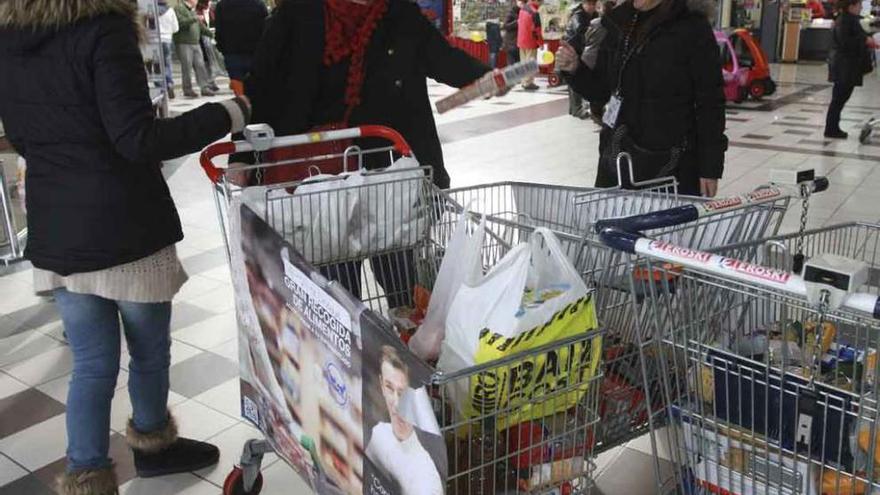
[158,0,179,98]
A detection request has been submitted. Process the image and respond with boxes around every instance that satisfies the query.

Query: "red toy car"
[729,28,777,99]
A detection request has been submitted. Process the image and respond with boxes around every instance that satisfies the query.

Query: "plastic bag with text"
[437,228,602,425]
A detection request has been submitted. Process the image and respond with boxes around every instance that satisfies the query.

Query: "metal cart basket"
[201,126,606,495]
[597,205,880,495]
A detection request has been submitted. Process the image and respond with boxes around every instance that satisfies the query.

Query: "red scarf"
[323,0,389,118]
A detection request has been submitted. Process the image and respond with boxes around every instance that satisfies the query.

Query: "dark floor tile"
[783,129,812,136]
[0,473,57,495]
[726,117,749,122]
[0,260,32,278]
[799,139,832,147]
[783,115,810,121]
[799,108,824,114]
[492,101,515,105]
[181,247,227,276]
[438,99,567,144]
[32,433,137,490]
[171,302,219,333]
[0,389,65,438]
[742,133,773,140]
[771,121,822,129]
[169,352,239,398]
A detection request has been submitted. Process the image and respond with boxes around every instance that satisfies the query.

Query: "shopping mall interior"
[2,0,880,494]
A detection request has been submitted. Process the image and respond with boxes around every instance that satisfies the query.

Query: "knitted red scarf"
[323,0,389,119]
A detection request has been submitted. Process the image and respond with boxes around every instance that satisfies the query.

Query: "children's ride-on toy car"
[729,28,776,99]
[716,31,750,103]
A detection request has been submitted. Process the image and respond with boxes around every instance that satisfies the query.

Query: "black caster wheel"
[223,466,264,495]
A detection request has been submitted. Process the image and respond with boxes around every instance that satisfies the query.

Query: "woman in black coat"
[825,0,877,138]
[556,0,727,197]
[245,0,491,189]
[244,0,490,308]
[0,0,249,493]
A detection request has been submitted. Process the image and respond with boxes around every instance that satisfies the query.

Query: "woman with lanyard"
[556,0,727,197]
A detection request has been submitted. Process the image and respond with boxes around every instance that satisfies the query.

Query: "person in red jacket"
[518,0,544,90]
[808,0,827,18]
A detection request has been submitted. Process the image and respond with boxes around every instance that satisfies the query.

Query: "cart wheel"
[860,125,873,144]
[548,73,561,87]
[764,78,777,96]
[749,80,765,100]
[223,467,264,495]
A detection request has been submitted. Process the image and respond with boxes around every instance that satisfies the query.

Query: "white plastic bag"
[347,157,427,254]
[438,227,598,421]
[287,175,355,264]
[408,209,486,361]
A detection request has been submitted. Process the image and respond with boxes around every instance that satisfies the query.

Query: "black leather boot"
[127,415,220,478]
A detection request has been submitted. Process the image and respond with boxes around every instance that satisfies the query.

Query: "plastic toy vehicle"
[716,31,750,103]
[729,28,777,99]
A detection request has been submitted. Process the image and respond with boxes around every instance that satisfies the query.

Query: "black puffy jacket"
[568,0,726,195]
[829,12,872,87]
[565,5,599,54]
[215,0,269,57]
[245,0,489,188]
[0,0,234,276]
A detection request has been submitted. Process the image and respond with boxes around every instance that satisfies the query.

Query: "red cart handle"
[200,125,413,184]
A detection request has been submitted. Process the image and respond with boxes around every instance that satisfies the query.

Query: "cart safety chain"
[805,289,830,387]
[254,150,264,186]
[792,182,811,274]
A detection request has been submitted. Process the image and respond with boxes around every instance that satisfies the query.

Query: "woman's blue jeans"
[54,289,172,473]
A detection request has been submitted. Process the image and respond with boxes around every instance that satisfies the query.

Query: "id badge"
[603,94,622,128]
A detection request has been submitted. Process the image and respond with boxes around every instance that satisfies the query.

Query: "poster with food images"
[229,203,445,495]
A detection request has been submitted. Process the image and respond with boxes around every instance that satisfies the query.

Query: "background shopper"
[486,20,503,68]
[175,0,217,97]
[157,0,179,99]
[825,0,877,139]
[556,0,727,196]
[565,0,599,117]
[215,0,270,94]
[503,0,524,65]
[518,0,544,90]
[0,1,251,493]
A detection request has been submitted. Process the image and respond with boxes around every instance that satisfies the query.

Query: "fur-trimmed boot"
[126,415,219,478]
[58,466,118,495]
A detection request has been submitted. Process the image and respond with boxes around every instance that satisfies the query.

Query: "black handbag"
[603,125,686,188]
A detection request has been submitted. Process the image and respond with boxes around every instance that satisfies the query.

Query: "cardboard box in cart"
[681,418,818,495]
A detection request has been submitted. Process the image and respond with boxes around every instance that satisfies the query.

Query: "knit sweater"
[33,245,188,303]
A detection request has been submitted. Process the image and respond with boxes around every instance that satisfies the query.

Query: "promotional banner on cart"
[229,203,446,495]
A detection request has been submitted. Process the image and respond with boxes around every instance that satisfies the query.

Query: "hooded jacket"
[0,0,234,276]
[568,0,727,194]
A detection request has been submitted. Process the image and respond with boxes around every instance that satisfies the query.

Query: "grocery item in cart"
[240,157,428,266]
[438,228,602,425]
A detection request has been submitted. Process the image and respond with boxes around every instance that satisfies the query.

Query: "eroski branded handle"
[597,179,880,319]
[593,177,829,234]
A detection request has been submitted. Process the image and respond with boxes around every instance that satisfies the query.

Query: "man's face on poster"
[380,360,413,441]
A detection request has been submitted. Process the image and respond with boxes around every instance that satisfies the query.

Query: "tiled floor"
[1,61,879,494]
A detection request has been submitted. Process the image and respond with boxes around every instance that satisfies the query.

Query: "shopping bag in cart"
[409,208,486,361]
[438,228,602,426]
[347,156,430,254]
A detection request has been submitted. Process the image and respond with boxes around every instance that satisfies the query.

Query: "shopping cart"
[596,192,880,495]
[440,158,802,455]
[200,126,605,495]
